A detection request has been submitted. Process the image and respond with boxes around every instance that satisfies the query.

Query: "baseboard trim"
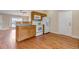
[50,32,79,39]
[0,28,10,30]
[71,35,79,39]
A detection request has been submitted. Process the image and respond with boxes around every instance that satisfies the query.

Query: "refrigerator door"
[42,17,49,33]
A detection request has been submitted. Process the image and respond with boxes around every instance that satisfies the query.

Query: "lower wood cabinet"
[16,25,36,41]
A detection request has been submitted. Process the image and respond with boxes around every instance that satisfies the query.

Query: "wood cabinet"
[31,11,47,20]
[16,25,36,41]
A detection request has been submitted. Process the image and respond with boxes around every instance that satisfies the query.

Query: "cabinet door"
[16,26,36,41]
[19,27,29,40]
[29,26,36,37]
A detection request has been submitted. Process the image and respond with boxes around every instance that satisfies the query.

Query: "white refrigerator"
[42,17,49,33]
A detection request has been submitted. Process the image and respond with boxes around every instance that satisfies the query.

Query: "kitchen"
[16,11,49,41]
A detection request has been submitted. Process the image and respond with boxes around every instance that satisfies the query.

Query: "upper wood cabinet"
[31,11,47,21]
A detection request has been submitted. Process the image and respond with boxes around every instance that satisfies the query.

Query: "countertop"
[16,24,32,26]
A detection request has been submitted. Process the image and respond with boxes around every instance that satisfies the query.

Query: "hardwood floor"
[0,29,16,49]
[17,33,79,49]
[0,29,79,49]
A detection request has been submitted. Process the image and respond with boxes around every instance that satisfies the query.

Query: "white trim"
[71,35,79,39]
[0,27,10,30]
[50,32,79,39]
[50,32,60,35]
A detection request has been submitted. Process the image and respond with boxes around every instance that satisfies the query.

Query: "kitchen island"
[16,24,36,41]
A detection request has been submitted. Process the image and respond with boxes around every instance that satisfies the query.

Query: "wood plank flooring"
[0,29,79,49]
[0,29,16,49]
[17,33,79,49]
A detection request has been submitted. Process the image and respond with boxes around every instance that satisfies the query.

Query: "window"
[12,17,22,27]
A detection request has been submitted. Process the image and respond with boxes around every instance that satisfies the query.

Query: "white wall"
[72,11,79,38]
[3,15,12,29]
[48,10,59,33]
[0,15,3,29]
[48,10,79,39]
[0,14,12,30]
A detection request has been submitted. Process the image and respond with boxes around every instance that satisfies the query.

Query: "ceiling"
[0,10,48,16]
[0,10,31,16]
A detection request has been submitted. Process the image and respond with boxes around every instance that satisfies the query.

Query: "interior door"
[58,11,72,36]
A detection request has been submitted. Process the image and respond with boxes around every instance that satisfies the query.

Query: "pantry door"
[58,11,72,36]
